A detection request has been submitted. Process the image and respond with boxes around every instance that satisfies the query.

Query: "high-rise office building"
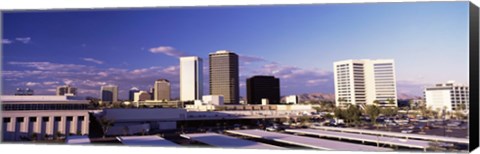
[154,79,170,101]
[128,87,140,101]
[56,85,77,96]
[100,85,118,104]
[149,87,155,100]
[425,81,469,111]
[246,76,280,104]
[180,56,203,101]
[333,59,397,107]
[209,50,239,104]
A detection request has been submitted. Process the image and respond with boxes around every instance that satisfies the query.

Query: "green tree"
[299,115,311,126]
[387,98,396,106]
[99,117,114,138]
[345,105,362,127]
[334,108,345,119]
[364,105,381,128]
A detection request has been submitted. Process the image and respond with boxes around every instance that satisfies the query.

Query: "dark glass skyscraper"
[128,87,140,101]
[209,50,239,104]
[246,76,280,104]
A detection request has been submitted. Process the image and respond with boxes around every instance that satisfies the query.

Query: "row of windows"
[3,116,85,123]
[2,104,89,111]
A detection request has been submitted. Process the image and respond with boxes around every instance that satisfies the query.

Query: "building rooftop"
[181,133,286,149]
[0,95,85,102]
[117,135,178,147]
[210,50,237,55]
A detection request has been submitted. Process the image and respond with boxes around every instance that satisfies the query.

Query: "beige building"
[209,50,239,104]
[134,91,151,103]
[154,79,170,101]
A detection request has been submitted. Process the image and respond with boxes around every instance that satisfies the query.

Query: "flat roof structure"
[66,136,90,144]
[116,135,178,147]
[311,126,469,144]
[286,129,430,151]
[181,133,286,149]
[225,129,392,151]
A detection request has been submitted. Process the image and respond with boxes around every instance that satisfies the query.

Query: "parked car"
[401,129,414,133]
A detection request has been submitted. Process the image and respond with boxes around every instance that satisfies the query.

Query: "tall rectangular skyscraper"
[209,50,239,104]
[154,79,170,101]
[180,56,203,101]
[246,76,280,104]
[100,85,118,104]
[333,59,397,107]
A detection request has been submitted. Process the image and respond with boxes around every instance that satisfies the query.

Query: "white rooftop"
[286,129,430,150]
[66,136,91,144]
[181,133,286,149]
[312,126,469,144]
[226,129,392,151]
[117,135,178,147]
[0,95,83,102]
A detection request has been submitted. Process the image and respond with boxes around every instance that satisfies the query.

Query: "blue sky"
[2,2,470,99]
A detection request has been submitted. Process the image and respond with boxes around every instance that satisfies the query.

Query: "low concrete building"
[1,95,91,141]
[95,108,187,135]
[203,95,224,106]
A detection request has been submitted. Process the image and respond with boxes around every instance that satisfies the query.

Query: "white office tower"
[285,95,298,104]
[333,59,397,108]
[425,81,469,111]
[180,56,203,101]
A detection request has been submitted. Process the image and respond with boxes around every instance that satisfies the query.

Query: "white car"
[401,130,413,133]
[266,127,276,131]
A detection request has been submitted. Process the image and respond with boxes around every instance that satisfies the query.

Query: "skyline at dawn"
[2,2,469,99]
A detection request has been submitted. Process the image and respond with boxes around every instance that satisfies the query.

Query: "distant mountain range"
[280,93,336,103]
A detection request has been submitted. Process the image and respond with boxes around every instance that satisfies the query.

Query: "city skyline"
[2,2,470,99]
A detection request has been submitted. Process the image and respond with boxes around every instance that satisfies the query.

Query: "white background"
[0,0,479,154]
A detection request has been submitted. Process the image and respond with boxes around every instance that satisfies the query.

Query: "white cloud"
[63,79,74,85]
[8,61,91,71]
[43,81,59,86]
[25,82,40,86]
[2,39,13,44]
[82,58,104,64]
[149,46,186,57]
[15,37,31,44]
[239,54,266,65]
